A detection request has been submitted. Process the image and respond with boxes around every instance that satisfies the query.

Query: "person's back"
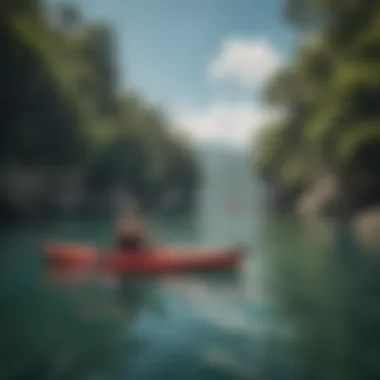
[115,200,147,254]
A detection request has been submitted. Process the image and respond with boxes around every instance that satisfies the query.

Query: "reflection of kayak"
[43,241,243,274]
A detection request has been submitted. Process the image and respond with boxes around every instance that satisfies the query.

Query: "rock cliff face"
[0,165,85,222]
[294,161,380,253]
[352,206,380,254]
[296,173,339,218]
[0,163,198,224]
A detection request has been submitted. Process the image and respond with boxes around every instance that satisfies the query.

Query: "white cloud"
[173,102,282,149]
[208,37,281,88]
[169,36,284,149]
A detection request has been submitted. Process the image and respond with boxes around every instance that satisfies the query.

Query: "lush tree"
[257,1,380,379]
[253,0,380,213]
[0,0,199,218]
[0,2,200,379]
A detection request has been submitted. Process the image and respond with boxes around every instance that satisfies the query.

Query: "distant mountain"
[196,142,256,206]
[197,142,247,160]
[195,142,260,245]
[197,142,250,177]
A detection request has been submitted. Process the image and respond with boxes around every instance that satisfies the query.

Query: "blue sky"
[63,0,299,148]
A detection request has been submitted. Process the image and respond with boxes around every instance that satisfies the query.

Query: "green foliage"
[252,0,380,206]
[253,120,287,180]
[1,1,199,215]
[264,219,380,380]
[254,1,380,378]
[0,14,87,165]
[0,1,200,377]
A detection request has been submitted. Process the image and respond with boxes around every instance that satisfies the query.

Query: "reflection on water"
[263,217,380,380]
[1,144,297,379]
[2,213,298,380]
[2,146,292,379]
[3,206,380,380]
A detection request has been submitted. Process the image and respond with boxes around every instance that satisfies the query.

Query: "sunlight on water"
[197,145,258,247]
[114,145,291,380]
[0,146,296,380]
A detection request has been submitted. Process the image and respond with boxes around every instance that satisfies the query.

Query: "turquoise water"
[2,215,300,380]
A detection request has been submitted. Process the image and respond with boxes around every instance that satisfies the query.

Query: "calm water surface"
[2,214,299,380]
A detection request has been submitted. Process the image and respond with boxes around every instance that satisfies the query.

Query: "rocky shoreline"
[294,167,380,254]
[0,164,196,227]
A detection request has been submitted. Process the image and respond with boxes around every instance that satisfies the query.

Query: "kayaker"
[115,198,148,254]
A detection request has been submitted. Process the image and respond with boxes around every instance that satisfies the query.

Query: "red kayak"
[43,241,243,275]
